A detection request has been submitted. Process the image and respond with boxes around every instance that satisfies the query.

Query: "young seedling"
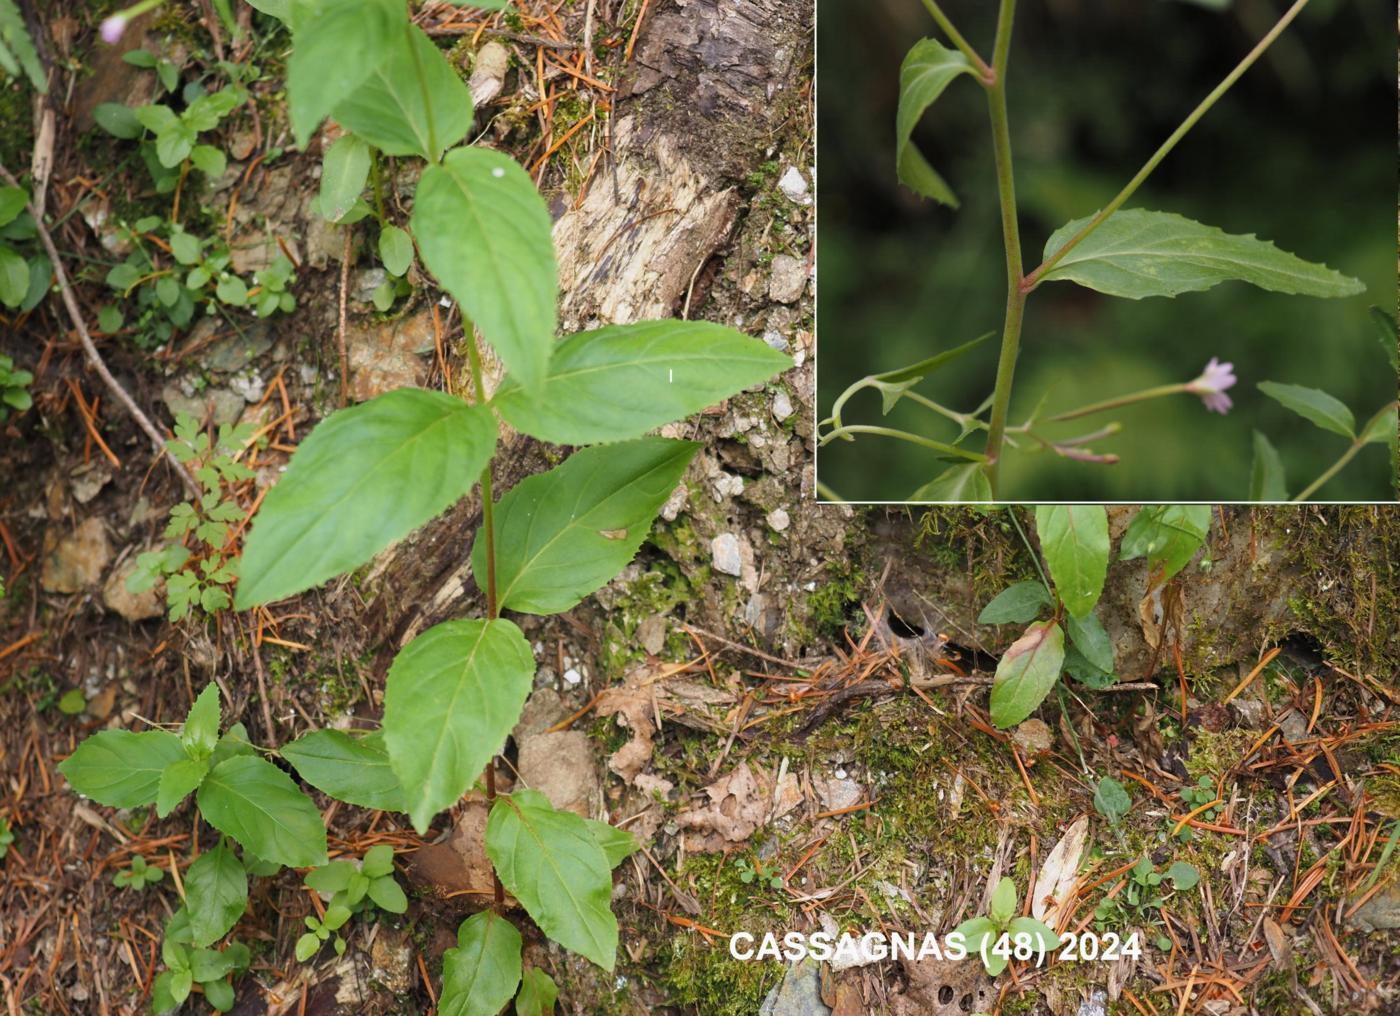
[1094,856,1199,952]
[298,843,408,961]
[151,908,251,1014]
[297,904,351,962]
[735,855,785,891]
[113,853,165,890]
[954,876,1059,976]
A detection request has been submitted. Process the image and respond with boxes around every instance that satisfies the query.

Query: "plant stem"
[1023,0,1315,289]
[464,321,498,619]
[1046,383,1189,423]
[1291,403,1397,502]
[818,424,987,461]
[980,0,1023,498]
[919,0,993,81]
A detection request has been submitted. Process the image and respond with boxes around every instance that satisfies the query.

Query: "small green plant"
[976,505,1211,728]
[734,854,784,891]
[1094,856,1199,951]
[114,853,166,890]
[0,187,48,313]
[0,816,14,859]
[128,414,255,620]
[1092,776,1131,826]
[0,352,32,421]
[1172,775,1224,844]
[297,844,407,961]
[151,907,251,1014]
[954,876,1059,976]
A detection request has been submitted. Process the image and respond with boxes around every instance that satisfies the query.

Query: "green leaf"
[910,462,991,502]
[1369,307,1398,373]
[235,388,496,608]
[155,122,197,167]
[1063,610,1113,674]
[988,877,1017,925]
[362,843,394,878]
[1063,644,1115,689]
[1007,915,1061,952]
[989,620,1065,729]
[94,102,143,138]
[209,722,253,769]
[305,860,355,894]
[202,976,235,1012]
[190,144,227,177]
[0,246,26,308]
[1362,405,1398,446]
[1257,381,1355,439]
[185,840,248,946]
[515,968,559,1016]
[182,682,221,759]
[379,225,414,277]
[245,0,291,19]
[977,581,1051,625]
[367,873,407,913]
[156,757,209,817]
[383,618,535,834]
[287,0,404,147]
[954,915,996,956]
[318,134,370,223]
[331,24,472,162]
[867,332,994,414]
[485,789,618,970]
[57,688,86,714]
[215,274,247,305]
[412,147,557,393]
[494,320,791,445]
[1248,430,1287,501]
[1040,209,1365,300]
[295,932,320,962]
[479,438,699,614]
[59,729,186,808]
[169,231,201,265]
[1092,776,1131,824]
[1034,505,1108,617]
[584,819,639,869]
[0,186,25,226]
[281,729,407,812]
[1165,861,1200,890]
[440,911,523,1016]
[895,39,976,206]
[1118,505,1211,581]
[195,755,328,868]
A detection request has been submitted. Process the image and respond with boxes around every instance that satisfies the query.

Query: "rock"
[711,533,743,577]
[353,267,388,304]
[69,462,112,504]
[636,614,668,656]
[204,323,272,373]
[516,730,600,816]
[1347,880,1400,931]
[778,165,811,205]
[103,557,163,621]
[772,388,794,422]
[767,508,791,532]
[813,775,862,813]
[161,383,246,427]
[348,310,436,401]
[512,688,570,739]
[468,42,510,108]
[41,518,112,593]
[768,254,807,304]
[758,958,827,1016]
[1012,718,1053,756]
[1077,990,1109,1016]
[368,928,414,995]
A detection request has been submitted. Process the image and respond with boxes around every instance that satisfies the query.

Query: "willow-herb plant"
[61,0,791,1011]
[818,0,1394,502]
[976,504,1211,728]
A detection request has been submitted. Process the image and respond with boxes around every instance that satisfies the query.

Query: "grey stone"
[771,389,794,422]
[711,533,743,577]
[41,518,112,593]
[516,731,600,817]
[758,958,828,1016]
[103,556,163,621]
[162,384,246,427]
[768,254,807,304]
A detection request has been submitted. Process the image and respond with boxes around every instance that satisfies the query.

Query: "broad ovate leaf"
[318,134,370,223]
[440,911,522,1016]
[514,968,559,1016]
[495,320,791,445]
[989,620,1065,729]
[1039,209,1365,300]
[1118,505,1211,582]
[485,789,618,970]
[1257,381,1355,439]
[896,39,976,206]
[331,24,471,162]
[988,876,1017,925]
[977,580,1052,625]
[235,388,496,608]
[281,729,407,812]
[479,438,699,614]
[195,755,328,869]
[382,619,535,834]
[1034,505,1108,617]
[59,729,185,809]
[413,147,557,393]
[1249,430,1287,501]
[185,840,248,947]
[287,0,404,147]
[910,462,991,502]
[1063,610,1113,674]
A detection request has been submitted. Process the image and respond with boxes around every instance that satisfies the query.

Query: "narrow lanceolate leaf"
[235,389,496,608]
[59,730,186,809]
[195,755,328,869]
[1063,610,1113,675]
[1034,505,1109,618]
[413,147,557,393]
[478,439,699,614]
[989,620,1065,729]
[331,24,471,163]
[1249,430,1287,501]
[494,320,791,445]
[978,581,1052,625]
[184,840,248,947]
[318,134,371,223]
[485,790,618,970]
[1257,382,1355,439]
[440,911,522,1016]
[287,0,404,147]
[910,462,991,503]
[1039,209,1366,300]
[383,619,535,834]
[281,730,407,812]
[895,39,976,206]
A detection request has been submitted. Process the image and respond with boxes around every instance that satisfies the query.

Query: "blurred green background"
[816,0,1396,501]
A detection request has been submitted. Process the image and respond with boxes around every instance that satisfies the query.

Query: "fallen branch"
[0,161,200,499]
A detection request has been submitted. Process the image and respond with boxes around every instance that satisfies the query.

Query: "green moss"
[805,562,864,640]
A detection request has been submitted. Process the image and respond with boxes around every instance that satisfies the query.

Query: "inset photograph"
[816,0,1397,502]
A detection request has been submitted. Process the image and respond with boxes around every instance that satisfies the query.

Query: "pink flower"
[1185,357,1237,414]
[100,15,127,44]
